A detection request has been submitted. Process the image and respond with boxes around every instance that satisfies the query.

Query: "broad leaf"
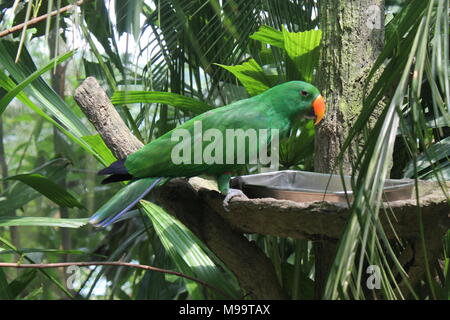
[250,25,284,48]
[282,28,322,83]
[82,134,117,165]
[0,217,88,228]
[111,91,213,115]
[216,59,272,96]
[0,159,70,215]
[5,173,84,209]
[0,269,12,299]
[0,40,91,138]
[83,0,124,74]
[0,50,75,116]
[115,0,144,40]
[8,270,36,299]
[142,200,239,299]
[0,248,92,256]
[403,136,450,178]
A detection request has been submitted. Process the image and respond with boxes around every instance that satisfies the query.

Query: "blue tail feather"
[90,177,163,227]
[98,159,134,184]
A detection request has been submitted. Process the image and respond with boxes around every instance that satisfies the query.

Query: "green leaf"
[0,235,74,299]
[8,270,36,299]
[0,41,90,138]
[0,217,88,228]
[250,25,284,48]
[216,59,272,96]
[23,287,43,300]
[83,0,124,75]
[282,28,322,83]
[111,91,213,115]
[115,0,144,40]
[0,268,12,299]
[82,134,117,165]
[0,69,100,163]
[421,162,450,181]
[280,120,315,167]
[5,173,84,209]
[82,58,115,84]
[0,248,91,256]
[0,49,75,116]
[0,41,105,166]
[0,159,70,215]
[403,137,450,178]
[89,177,166,226]
[141,200,239,299]
[281,262,314,300]
[12,1,71,38]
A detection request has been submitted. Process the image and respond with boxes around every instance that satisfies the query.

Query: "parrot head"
[267,81,326,125]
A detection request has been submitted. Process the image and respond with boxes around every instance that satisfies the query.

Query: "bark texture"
[315,0,385,173]
[74,77,143,159]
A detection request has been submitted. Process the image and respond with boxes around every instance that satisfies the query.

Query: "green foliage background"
[0,0,448,300]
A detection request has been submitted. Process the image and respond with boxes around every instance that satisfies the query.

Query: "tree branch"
[74,77,142,158]
[202,184,450,240]
[0,1,85,39]
[0,261,234,299]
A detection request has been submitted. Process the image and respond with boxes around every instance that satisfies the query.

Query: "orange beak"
[312,95,326,125]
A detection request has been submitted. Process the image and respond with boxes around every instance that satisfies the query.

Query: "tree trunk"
[48,30,72,290]
[314,0,385,298]
[315,0,385,173]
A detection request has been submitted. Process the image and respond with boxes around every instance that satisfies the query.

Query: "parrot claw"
[223,188,248,212]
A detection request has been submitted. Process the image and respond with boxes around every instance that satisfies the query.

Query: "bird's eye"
[301,90,309,97]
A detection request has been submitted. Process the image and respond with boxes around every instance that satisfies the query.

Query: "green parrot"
[90,81,326,227]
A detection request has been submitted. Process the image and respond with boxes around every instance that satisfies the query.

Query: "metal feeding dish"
[230,170,414,203]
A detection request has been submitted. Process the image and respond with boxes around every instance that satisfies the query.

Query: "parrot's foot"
[223,188,248,212]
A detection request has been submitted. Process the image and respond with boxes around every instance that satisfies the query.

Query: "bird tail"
[89,177,163,227]
[98,158,134,184]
